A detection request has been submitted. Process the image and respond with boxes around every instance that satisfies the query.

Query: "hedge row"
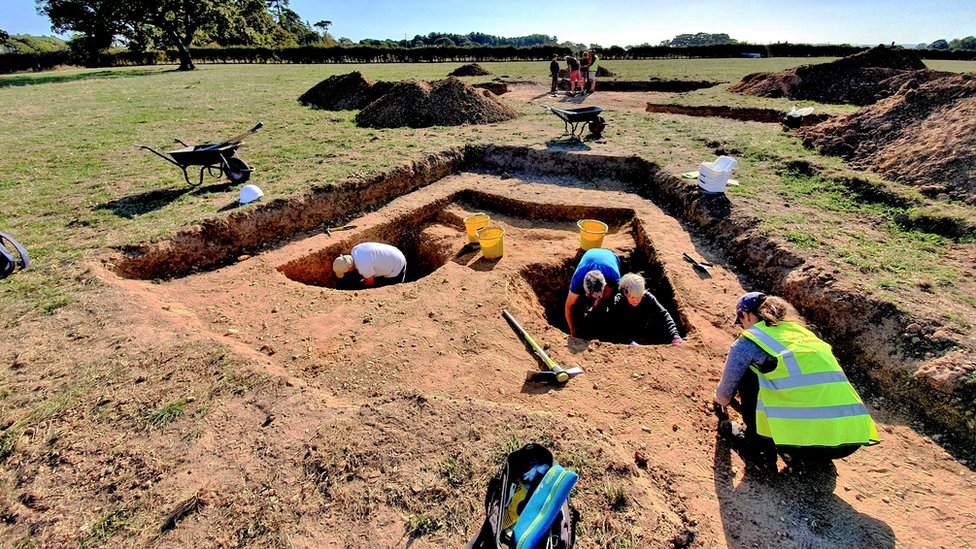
[3,43,975,74]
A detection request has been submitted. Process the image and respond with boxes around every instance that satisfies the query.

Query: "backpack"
[0,231,30,279]
[466,443,578,549]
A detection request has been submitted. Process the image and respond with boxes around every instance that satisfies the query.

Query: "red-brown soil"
[449,63,491,77]
[85,168,976,547]
[800,73,976,202]
[729,45,941,105]
[355,78,519,128]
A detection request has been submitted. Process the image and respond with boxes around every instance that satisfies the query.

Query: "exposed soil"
[555,78,719,93]
[729,45,944,106]
[355,78,519,129]
[80,161,976,547]
[298,71,395,110]
[472,81,509,95]
[800,73,976,202]
[645,103,831,125]
[449,63,491,77]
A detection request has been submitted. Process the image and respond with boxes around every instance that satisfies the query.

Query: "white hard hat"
[239,184,264,205]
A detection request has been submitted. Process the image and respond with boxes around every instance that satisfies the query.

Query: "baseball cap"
[734,292,766,325]
[333,255,354,278]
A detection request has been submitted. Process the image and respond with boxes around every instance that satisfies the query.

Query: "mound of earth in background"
[800,73,976,202]
[355,77,519,128]
[596,66,615,77]
[729,45,937,105]
[298,71,395,110]
[449,63,491,76]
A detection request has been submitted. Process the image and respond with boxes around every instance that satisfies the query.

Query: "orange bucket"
[577,219,608,250]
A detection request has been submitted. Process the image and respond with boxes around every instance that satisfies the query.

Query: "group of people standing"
[549,50,600,96]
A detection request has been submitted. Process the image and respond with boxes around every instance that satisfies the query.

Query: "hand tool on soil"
[683,252,713,272]
[502,310,583,384]
[324,224,357,236]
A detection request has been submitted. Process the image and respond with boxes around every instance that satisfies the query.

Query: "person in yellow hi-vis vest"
[714,292,879,465]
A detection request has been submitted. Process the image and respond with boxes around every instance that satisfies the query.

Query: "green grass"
[79,508,132,548]
[143,398,190,429]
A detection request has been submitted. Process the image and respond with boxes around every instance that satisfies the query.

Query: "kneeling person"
[333,242,407,287]
[611,273,682,345]
[564,248,621,338]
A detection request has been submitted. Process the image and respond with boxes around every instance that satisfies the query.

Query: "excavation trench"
[555,79,720,93]
[105,144,975,452]
[645,103,832,125]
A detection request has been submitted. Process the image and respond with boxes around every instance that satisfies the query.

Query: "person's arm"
[564,292,580,337]
[714,338,769,407]
[644,294,681,343]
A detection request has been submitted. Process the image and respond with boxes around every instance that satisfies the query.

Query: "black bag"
[466,443,577,549]
[0,231,30,279]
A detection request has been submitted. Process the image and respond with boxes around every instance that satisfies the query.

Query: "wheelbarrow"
[541,105,606,139]
[136,122,263,186]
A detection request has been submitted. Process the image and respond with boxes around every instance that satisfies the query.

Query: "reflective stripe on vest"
[741,321,879,448]
[756,401,869,420]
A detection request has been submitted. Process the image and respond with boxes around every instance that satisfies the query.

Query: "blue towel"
[513,464,578,549]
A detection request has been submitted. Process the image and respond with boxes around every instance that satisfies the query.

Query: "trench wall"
[469,144,976,451]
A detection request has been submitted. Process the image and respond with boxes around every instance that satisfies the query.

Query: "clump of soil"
[355,77,519,129]
[298,71,395,110]
[449,63,491,77]
[596,66,615,77]
[800,73,976,202]
[730,45,939,105]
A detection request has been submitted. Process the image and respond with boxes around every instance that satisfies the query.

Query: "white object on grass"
[239,184,264,205]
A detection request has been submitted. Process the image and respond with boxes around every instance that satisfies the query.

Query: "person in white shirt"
[332,242,407,287]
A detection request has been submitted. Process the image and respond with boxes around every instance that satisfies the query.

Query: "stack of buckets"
[577,219,608,250]
[464,213,505,259]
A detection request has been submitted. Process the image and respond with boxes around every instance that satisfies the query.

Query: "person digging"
[609,273,682,346]
[332,242,407,288]
[713,292,879,472]
[563,248,621,339]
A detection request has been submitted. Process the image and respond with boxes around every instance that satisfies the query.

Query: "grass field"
[2,57,976,547]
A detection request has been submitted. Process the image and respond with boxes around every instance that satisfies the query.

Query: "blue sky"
[5,0,975,46]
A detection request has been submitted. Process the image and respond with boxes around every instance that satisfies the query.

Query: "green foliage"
[405,514,444,537]
[79,509,131,548]
[1,34,68,54]
[143,398,189,429]
[664,33,737,47]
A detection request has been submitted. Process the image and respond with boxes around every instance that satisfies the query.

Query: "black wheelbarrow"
[541,105,607,139]
[136,122,263,186]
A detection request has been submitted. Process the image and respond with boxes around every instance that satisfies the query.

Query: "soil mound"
[449,63,491,76]
[596,66,615,77]
[355,77,519,129]
[800,73,976,201]
[730,45,933,105]
[298,71,393,110]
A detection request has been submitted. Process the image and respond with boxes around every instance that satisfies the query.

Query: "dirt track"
[93,168,976,547]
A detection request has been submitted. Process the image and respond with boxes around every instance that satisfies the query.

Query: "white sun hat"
[239,184,264,205]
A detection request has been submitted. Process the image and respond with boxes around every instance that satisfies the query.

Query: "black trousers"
[550,73,558,92]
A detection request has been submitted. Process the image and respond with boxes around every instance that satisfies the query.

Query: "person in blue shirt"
[563,248,621,338]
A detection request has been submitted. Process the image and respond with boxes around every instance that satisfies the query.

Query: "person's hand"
[671,337,683,345]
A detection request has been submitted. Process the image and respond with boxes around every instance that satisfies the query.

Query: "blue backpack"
[466,443,578,549]
[0,231,30,279]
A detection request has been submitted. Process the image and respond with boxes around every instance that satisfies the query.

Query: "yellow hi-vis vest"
[589,55,600,72]
[741,321,880,448]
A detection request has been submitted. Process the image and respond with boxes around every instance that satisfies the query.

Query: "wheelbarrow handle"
[135,144,185,169]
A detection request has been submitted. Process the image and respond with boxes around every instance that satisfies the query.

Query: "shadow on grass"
[0,68,166,88]
[96,182,236,218]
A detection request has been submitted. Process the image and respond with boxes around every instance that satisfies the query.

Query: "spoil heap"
[298,72,395,110]
[801,73,976,202]
[730,46,936,105]
[449,63,491,76]
[355,77,519,129]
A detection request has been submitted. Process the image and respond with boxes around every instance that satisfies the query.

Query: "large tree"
[36,0,131,63]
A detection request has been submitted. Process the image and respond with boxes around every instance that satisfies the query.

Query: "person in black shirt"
[565,55,581,95]
[610,273,683,345]
[549,54,560,93]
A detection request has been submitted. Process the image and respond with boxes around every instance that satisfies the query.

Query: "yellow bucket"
[577,219,608,250]
[463,213,491,243]
[477,226,505,259]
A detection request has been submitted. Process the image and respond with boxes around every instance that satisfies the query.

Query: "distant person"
[586,50,600,93]
[549,54,560,93]
[580,51,590,92]
[565,55,582,96]
[564,248,621,338]
[610,273,682,345]
[333,242,407,288]
[714,292,879,467]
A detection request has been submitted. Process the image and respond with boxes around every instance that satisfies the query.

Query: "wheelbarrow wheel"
[588,116,606,138]
[225,155,251,184]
